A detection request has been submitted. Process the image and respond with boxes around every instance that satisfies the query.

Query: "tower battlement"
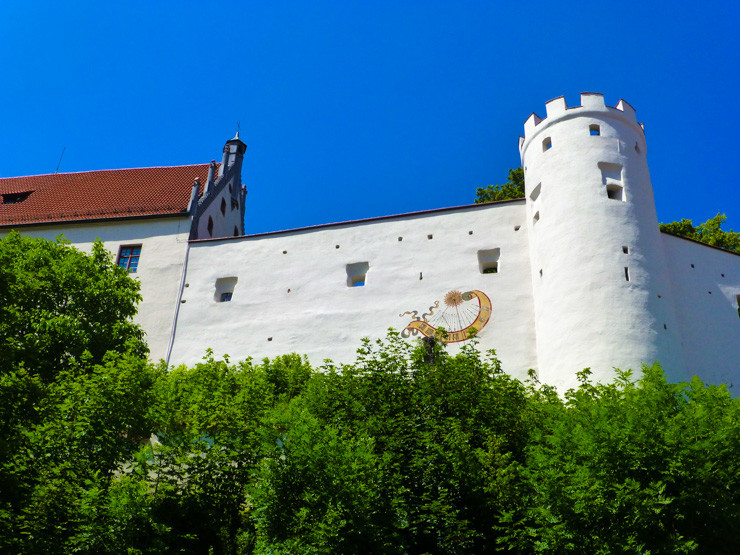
[519,93,642,153]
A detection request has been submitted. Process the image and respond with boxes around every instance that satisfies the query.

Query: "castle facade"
[2,94,738,392]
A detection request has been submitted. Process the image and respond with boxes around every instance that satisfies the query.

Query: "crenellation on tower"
[520,92,642,158]
[545,96,567,117]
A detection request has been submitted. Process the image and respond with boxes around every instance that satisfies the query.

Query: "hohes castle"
[2,93,738,392]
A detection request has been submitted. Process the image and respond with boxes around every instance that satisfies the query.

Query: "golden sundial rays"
[399,290,492,343]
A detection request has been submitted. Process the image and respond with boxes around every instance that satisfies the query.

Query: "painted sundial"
[399,289,492,343]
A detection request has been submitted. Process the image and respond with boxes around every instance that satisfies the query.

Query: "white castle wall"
[170,201,540,380]
[662,234,740,387]
[1,217,191,361]
[5,94,738,392]
[520,93,687,391]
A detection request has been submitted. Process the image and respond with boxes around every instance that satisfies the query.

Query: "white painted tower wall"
[520,93,688,390]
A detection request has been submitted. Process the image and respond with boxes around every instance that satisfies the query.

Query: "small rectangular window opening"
[478,248,500,274]
[533,211,540,224]
[542,137,552,151]
[622,246,629,254]
[214,276,238,302]
[624,267,630,281]
[736,295,740,319]
[589,124,600,136]
[117,245,142,273]
[606,184,624,201]
[347,261,369,287]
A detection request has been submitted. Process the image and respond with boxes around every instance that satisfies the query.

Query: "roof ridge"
[0,162,216,181]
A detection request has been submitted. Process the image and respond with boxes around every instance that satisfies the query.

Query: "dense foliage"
[659,213,740,253]
[475,168,525,203]
[2,233,740,553]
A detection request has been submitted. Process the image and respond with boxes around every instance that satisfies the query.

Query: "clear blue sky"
[1,1,738,234]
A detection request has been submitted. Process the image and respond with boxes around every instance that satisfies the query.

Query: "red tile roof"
[0,164,213,227]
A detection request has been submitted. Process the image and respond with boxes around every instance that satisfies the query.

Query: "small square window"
[606,184,625,201]
[214,276,238,302]
[478,248,500,274]
[117,245,142,273]
[589,124,600,136]
[346,261,369,287]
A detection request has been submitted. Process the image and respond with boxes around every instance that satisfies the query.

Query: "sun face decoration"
[444,290,464,307]
[399,289,492,343]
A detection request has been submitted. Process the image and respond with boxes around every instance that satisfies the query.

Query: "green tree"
[0,233,156,553]
[475,167,525,203]
[660,213,740,253]
[0,232,147,382]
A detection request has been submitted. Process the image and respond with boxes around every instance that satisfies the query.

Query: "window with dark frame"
[117,245,142,273]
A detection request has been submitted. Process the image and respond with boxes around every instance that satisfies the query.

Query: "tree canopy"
[2,234,740,553]
[475,167,525,203]
[660,213,740,253]
[0,232,147,381]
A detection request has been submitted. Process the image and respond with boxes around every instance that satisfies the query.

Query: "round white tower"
[520,93,686,391]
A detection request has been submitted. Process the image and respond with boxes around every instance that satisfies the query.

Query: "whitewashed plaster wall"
[170,201,540,380]
[662,234,740,388]
[1,217,191,360]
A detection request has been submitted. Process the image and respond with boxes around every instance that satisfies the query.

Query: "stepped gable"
[0,164,214,226]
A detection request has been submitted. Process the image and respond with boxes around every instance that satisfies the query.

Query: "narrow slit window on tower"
[622,246,629,254]
[533,211,540,224]
[233,226,239,237]
[542,137,552,151]
[624,267,630,281]
[207,216,214,236]
[529,182,541,201]
[478,248,500,274]
[220,198,226,215]
[589,124,600,136]
[606,184,625,201]
[346,261,369,287]
[635,142,641,154]
[736,295,740,319]
[214,276,238,302]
